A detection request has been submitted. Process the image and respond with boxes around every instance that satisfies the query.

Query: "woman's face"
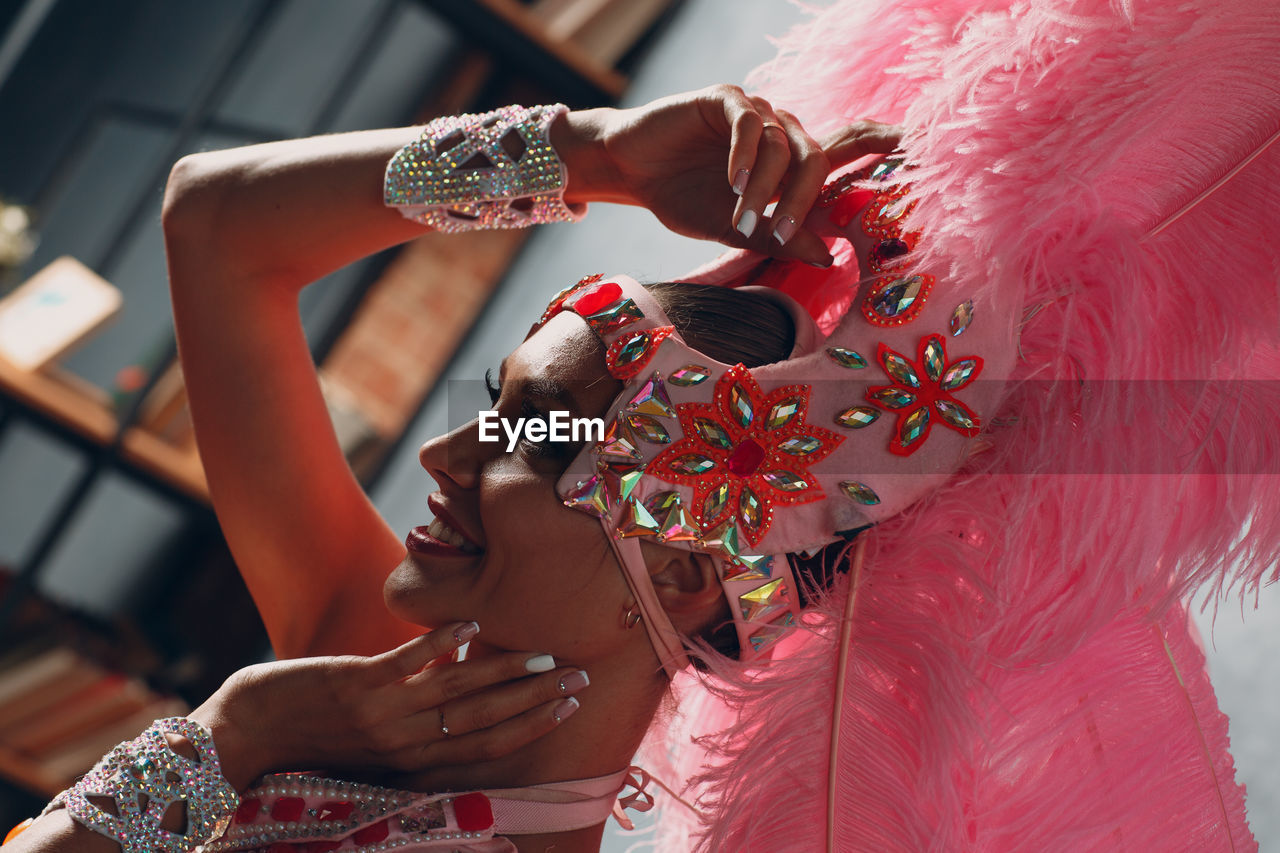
[384,313,633,665]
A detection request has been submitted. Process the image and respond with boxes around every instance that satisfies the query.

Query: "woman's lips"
[405,526,478,558]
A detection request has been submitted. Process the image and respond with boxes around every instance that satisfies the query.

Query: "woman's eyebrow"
[497,358,584,412]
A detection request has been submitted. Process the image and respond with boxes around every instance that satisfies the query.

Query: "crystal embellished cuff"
[42,717,239,853]
[384,103,587,232]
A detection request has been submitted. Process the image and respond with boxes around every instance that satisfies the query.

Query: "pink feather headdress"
[636,0,1280,849]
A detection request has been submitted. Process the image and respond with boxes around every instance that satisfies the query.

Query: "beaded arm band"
[41,717,239,853]
[384,103,587,232]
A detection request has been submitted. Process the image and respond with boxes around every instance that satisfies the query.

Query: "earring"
[621,602,642,630]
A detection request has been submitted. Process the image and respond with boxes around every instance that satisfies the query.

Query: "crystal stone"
[765,397,803,430]
[870,275,924,318]
[922,337,945,383]
[739,486,763,531]
[585,297,641,335]
[836,406,880,428]
[839,481,881,505]
[728,383,754,428]
[871,157,905,181]
[658,505,700,542]
[739,578,788,622]
[628,375,675,418]
[826,347,867,369]
[882,351,920,388]
[701,520,740,556]
[870,388,917,409]
[693,416,733,450]
[777,435,822,456]
[941,358,979,390]
[608,465,644,502]
[562,476,609,517]
[644,490,681,517]
[703,482,730,521]
[762,470,808,492]
[900,406,930,447]
[570,281,621,316]
[935,399,976,430]
[726,438,766,477]
[670,453,716,476]
[616,497,661,538]
[669,365,712,386]
[748,613,795,653]
[950,300,974,336]
[870,237,910,266]
[626,413,671,444]
[613,332,650,366]
[722,554,773,582]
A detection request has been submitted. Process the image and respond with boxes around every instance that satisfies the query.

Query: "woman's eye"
[484,368,501,405]
[519,401,565,460]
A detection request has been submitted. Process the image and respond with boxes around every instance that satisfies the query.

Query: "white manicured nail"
[737,209,758,238]
[525,654,556,673]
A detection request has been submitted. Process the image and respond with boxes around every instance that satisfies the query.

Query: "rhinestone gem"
[839,481,881,505]
[876,196,910,222]
[762,470,809,492]
[748,612,796,653]
[562,476,609,517]
[882,351,920,388]
[870,388,917,409]
[626,413,671,444]
[644,490,681,517]
[826,347,867,369]
[670,453,716,476]
[613,331,651,366]
[739,578,788,622]
[900,406,930,447]
[836,406,880,428]
[728,383,754,428]
[950,300,974,336]
[870,237,910,266]
[701,520,740,556]
[585,297,642,334]
[923,337,945,383]
[871,158,905,181]
[765,397,803,430]
[669,365,712,386]
[726,438,766,477]
[941,358,979,390]
[692,416,733,450]
[628,375,675,418]
[777,435,822,455]
[870,275,924,318]
[703,482,730,521]
[658,505,700,542]
[739,486,763,531]
[608,465,644,502]
[570,282,621,316]
[599,432,641,463]
[617,497,661,538]
[935,399,976,430]
[723,554,773,582]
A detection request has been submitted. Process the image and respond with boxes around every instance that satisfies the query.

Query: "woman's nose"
[418,419,485,490]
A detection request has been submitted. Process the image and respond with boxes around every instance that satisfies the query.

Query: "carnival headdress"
[537,158,1018,675]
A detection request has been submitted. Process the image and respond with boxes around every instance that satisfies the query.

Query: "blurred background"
[0,0,1274,846]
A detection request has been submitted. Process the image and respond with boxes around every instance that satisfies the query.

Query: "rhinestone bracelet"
[384,103,586,232]
[41,717,239,853]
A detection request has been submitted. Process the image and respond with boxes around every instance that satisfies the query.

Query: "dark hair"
[644,281,853,665]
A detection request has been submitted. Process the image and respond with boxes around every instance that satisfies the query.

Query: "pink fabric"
[643,0,1280,849]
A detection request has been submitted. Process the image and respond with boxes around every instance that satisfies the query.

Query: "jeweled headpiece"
[540,158,1016,675]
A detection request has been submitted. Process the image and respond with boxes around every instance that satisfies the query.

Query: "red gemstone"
[316,801,353,821]
[270,796,305,822]
[726,438,766,477]
[354,819,390,844]
[233,798,261,824]
[454,792,495,831]
[832,188,874,227]
[570,281,621,317]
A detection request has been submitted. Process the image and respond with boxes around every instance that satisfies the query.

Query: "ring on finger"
[761,121,786,135]
[439,708,450,739]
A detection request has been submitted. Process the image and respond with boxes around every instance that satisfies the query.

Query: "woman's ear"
[640,541,725,635]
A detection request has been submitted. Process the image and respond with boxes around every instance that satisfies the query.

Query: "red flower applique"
[649,364,844,548]
[866,334,983,456]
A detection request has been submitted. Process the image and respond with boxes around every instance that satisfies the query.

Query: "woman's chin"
[382,553,476,623]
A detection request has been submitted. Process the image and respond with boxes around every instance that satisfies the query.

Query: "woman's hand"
[561,85,901,267]
[190,623,587,790]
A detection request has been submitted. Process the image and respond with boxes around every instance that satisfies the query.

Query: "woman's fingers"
[732,98,791,240]
[370,621,481,681]
[764,111,833,266]
[413,665,587,744]
[415,695,583,768]
[821,119,903,167]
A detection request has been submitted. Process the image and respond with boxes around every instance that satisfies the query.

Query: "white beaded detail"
[42,717,238,853]
[384,103,585,232]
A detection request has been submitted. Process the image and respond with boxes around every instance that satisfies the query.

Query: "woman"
[9,0,1280,847]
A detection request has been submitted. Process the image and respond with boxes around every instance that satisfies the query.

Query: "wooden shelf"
[0,354,209,504]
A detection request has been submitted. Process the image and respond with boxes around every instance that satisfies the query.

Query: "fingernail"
[453,621,480,644]
[525,654,556,673]
[736,209,758,239]
[732,168,750,195]
[807,253,834,269]
[558,670,590,694]
[552,697,580,724]
[772,216,798,246]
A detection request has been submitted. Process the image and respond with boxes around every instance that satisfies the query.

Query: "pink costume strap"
[481,768,631,833]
